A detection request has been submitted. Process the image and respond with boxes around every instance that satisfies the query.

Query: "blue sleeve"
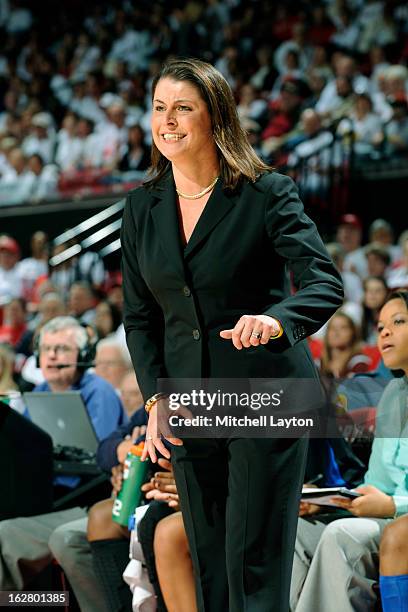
[96,407,147,472]
[80,375,128,442]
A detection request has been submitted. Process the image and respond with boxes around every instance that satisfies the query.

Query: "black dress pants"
[172,436,308,612]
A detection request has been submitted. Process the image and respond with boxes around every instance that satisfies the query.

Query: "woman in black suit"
[121,57,343,612]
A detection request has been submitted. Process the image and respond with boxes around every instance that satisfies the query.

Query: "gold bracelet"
[145,392,167,413]
[269,320,284,340]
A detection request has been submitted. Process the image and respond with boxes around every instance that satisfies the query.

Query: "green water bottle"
[112,442,148,527]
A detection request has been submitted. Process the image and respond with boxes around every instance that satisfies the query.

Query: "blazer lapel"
[150,176,186,281]
[184,180,238,259]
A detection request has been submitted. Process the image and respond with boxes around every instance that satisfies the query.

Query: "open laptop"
[24,391,98,453]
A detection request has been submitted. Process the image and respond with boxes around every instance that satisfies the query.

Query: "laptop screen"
[24,391,98,453]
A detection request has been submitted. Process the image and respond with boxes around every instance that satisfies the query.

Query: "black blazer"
[121,171,343,400]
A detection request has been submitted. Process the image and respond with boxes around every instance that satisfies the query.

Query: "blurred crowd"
[1,206,408,397]
[0,0,407,204]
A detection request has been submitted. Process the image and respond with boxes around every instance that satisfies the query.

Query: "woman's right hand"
[141,399,184,464]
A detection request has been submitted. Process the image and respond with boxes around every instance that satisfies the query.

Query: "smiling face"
[151,77,216,166]
[377,298,408,373]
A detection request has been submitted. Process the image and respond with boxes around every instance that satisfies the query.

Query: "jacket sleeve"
[263,174,344,346]
[121,193,166,401]
[96,406,148,472]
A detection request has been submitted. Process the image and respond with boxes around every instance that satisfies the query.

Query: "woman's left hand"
[220,314,282,350]
[330,485,396,518]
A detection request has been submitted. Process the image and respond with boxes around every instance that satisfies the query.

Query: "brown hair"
[145,57,271,190]
[320,311,363,377]
[384,290,408,309]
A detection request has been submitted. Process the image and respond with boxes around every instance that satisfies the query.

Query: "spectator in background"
[274,23,312,76]
[94,300,122,339]
[337,93,383,159]
[47,406,148,612]
[22,112,55,165]
[0,235,22,303]
[337,214,368,279]
[118,369,143,418]
[0,148,36,205]
[368,219,402,264]
[365,244,391,280]
[357,2,397,54]
[55,113,82,171]
[75,117,101,168]
[0,298,27,347]
[383,95,408,157]
[270,50,305,101]
[369,46,390,92]
[97,101,128,169]
[325,242,363,308]
[32,291,66,327]
[0,344,18,393]
[320,75,356,125]
[330,7,360,52]
[316,54,370,116]
[27,154,58,201]
[18,291,67,388]
[361,276,389,344]
[307,46,333,83]
[16,230,48,301]
[118,124,150,173]
[68,75,105,125]
[249,46,277,93]
[287,109,333,195]
[291,291,408,612]
[236,83,268,126]
[68,281,96,325]
[0,316,127,606]
[261,79,304,158]
[320,311,370,379]
[388,233,408,290]
[94,338,131,391]
[384,64,408,100]
[303,69,329,110]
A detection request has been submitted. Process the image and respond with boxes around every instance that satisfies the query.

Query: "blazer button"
[183,286,191,297]
[192,329,201,340]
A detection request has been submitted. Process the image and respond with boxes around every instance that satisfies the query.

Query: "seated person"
[319,311,372,379]
[290,291,408,612]
[88,456,175,612]
[49,407,148,612]
[26,315,127,495]
[94,337,132,391]
[0,316,127,599]
[379,513,408,612]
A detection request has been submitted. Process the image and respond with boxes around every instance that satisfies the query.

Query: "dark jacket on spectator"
[96,406,147,472]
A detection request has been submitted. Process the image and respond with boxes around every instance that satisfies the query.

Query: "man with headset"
[0,316,127,605]
[32,316,127,450]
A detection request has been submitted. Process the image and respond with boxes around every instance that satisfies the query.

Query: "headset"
[33,321,98,369]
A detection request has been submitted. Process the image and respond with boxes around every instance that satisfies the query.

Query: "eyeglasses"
[39,344,76,356]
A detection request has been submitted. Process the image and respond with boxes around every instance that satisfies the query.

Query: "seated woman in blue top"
[291,291,408,612]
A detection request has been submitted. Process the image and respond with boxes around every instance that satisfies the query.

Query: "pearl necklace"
[176,176,218,200]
